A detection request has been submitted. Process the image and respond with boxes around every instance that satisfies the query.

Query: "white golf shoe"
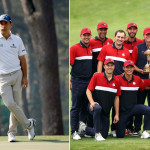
[95,133,105,141]
[8,132,16,142]
[141,131,150,139]
[72,131,81,140]
[27,118,36,140]
[78,121,86,136]
[110,130,117,137]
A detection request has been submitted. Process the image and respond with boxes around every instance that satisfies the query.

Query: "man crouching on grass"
[78,58,121,141]
[116,60,150,138]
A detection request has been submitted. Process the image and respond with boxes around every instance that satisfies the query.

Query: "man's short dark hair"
[115,29,126,37]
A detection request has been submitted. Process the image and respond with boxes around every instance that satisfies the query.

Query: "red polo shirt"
[90,37,113,73]
[88,72,121,115]
[97,43,131,75]
[70,41,93,78]
[116,74,150,112]
[123,38,143,54]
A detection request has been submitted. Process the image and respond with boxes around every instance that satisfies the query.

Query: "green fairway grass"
[70,135,150,150]
[70,0,150,150]
[0,136,69,150]
[70,0,150,46]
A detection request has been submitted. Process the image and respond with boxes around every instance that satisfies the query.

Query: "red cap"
[80,28,91,35]
[127,22,137,29]
[143,27,150,35]
[104,58,115,65]
[124,60,134,67]
[97,22,108,29]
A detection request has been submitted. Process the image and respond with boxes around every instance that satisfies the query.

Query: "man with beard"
[90,22,113,74]
[123,23,143,135]
[123,23,143,55]
[131,27,150,137]
[70,28,92,140]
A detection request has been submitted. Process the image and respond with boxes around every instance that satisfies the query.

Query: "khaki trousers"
[0,69,30,134]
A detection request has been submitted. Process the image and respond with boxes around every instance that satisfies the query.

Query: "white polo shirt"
[0,33,27,74]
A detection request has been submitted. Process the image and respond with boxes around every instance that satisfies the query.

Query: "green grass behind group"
[70,0,150,150]
[70,0,150,46]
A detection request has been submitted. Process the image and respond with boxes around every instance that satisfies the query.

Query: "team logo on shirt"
[107,42,110,45]
[133,82,136,85]
[10,44,17,48]
[122,53,125,56]
[90,50,92,54]
[112,83,115,86]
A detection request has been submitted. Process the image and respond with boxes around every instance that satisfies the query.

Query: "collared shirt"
[0,33,27,74]
[97,43,131,75]
[88,72,121,115]
[123,38,143,54]
[90,36,113,53]
[90,36,113,73]
[116,74,148,112]
[70,41,92,78]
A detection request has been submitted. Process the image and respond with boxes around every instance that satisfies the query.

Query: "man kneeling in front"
[116,60,150,138]
[78,58,120,141]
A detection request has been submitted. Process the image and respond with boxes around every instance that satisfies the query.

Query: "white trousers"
[0,69,30,134]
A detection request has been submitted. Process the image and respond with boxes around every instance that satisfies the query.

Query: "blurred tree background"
[0,0,69,135]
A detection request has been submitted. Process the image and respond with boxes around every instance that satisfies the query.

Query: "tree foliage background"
[0,0,69,135]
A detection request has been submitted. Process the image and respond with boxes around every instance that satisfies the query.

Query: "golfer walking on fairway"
[0,14,35,142]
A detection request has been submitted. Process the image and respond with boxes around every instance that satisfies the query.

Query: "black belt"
[72,76,91,80]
